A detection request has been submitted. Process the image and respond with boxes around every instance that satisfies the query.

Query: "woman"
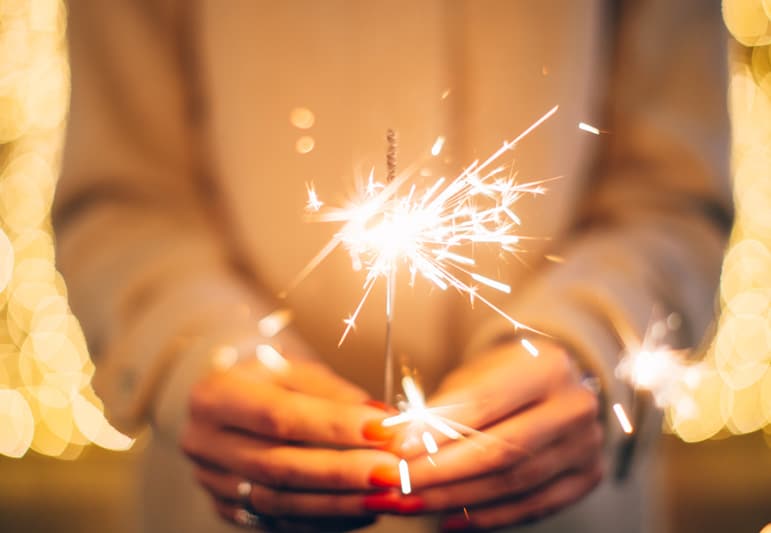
[56,1,730,531]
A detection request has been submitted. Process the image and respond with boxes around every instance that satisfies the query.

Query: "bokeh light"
[664,0,771,442]
[0,0,132,458]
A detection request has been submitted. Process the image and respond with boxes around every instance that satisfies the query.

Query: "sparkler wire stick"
[384,129,398,403]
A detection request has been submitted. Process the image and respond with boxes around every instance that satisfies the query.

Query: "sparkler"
[290,105,559,403]
[614,312,705,433]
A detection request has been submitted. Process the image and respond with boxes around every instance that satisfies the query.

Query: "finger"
[212,499,376,532]
[393,421,603,514]
[182,424,400,491]
[440,462,605,532]
[276,359,371,404]
[406,385,599,488]
[429,340,576,431]
[189,370,390,446]
[195,467,379,518]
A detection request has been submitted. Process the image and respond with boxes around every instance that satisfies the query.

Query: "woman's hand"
[363,340,604,531]
[181,355,400,532]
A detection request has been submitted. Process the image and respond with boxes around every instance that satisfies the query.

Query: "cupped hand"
[363,340,604,531]
[180,354,400,532]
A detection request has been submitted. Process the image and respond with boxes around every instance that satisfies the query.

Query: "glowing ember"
[578,122,601,135]
[520,338,539,357]
[431,136,446,156]
[613,403,634,434]
[255,344,289,373]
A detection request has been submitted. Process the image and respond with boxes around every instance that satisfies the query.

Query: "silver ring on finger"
[234,507,263,529]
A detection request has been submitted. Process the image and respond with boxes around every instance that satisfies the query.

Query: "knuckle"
[188,381,216,419]
[178,426,195,456]
[498,465,523,492]
[577,388,600,418]
[255,463,283,488]
[324,466,350,489]
[255,408,288,439]
[589,422,604,449]
[517,461,546,489]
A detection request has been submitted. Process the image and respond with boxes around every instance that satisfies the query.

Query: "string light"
[0,0,132,458]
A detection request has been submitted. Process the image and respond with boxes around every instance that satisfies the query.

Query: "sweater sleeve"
[55,0,291,441]
[466,0,732,438]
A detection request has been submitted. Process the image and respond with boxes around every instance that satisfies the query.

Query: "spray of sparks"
[290,106,559,347]
[614,312,707,433]
[383,375,475,493]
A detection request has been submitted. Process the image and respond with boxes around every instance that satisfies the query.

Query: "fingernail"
[362,492,399,512]
[368,464,401,488]
[441,517,474,532]
[362,419,395,441]
[396,496,425,514]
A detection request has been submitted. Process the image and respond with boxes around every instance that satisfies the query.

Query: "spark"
[431,136,446,156]
[520,338,539,357]
[292,106,560,345]
[255,344,290,373]
[422,431,439,454]
[545,254,565,263]
[614,313,703,412]
[257,309,293,338]
[578,122,601,135]
[613,403,634,434]
[383,376,466,449]
[399,459,412,495]
[305,182,323,211]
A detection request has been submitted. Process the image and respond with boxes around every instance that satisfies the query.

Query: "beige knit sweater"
[56,1,730,532]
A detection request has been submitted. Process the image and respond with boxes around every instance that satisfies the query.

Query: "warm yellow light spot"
[71,393,134,451]
[295,135,315,154]
[211,344,239,371]
[0,228,14,292]
[289,107,315,129]
[0,388,34,458]
[0,0,132,458]
[722,0,771,47]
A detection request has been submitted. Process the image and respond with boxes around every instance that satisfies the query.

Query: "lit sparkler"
[382,375,472,493]
[288,106,559,401]
[614,312,706,433]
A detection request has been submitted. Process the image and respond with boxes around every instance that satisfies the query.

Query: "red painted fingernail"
[362,492,399,512]
[441,516,473,532]
[362,419,395,441]
[396,496,426,514]
[368,464,401,488]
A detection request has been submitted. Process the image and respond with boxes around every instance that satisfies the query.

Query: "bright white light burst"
[292,106,559,345]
